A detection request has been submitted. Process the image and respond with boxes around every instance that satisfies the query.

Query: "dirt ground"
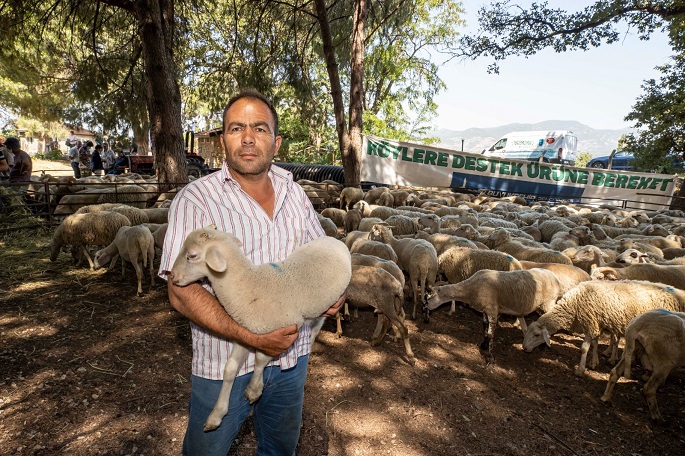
[1,160,685,455]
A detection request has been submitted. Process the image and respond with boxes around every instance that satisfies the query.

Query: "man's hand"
[250,324,299,357]
[322,290,347,318]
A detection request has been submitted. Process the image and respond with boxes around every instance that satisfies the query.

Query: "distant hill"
[432,120,632,157]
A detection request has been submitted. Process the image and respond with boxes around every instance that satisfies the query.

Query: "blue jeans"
[71,161,81,178]
[182,355,309,456]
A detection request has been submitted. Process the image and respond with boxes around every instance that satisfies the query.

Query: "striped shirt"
[158,162,325,380]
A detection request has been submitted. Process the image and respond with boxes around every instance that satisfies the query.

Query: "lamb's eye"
[187,253,198,261]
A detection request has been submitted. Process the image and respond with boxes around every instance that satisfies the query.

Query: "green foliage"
[575,151,592,168]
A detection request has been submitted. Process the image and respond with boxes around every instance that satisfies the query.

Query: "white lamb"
[170,225,351,431]
[523,280,685,376]
[425,268,564,363]
[93,225,156,296]
[601,308,685,421]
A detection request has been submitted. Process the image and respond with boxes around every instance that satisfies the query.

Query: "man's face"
[220,97,281,178]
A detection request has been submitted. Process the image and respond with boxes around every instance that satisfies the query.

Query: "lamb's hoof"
[407,356,416,366]
[204,416,222,432]
[574,367,586,377]
[136,291,144,297]
[245,386,263,404]
[600,394,611,403]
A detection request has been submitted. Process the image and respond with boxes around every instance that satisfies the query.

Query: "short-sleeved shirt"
[158,162,325,380]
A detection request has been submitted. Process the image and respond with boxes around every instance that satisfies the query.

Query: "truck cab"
[483,130,577,166]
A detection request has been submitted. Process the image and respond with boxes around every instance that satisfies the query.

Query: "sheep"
[519,261,590,294]
[370,223,438,320]
[316,213,339,238]
[363,186,390,204]
[414,232,479,256]
[75,203,149,225]
[356,217,384,232]
[591,264,685,290]
[352,200,373,217]
[563,245,614,273]
[96,184,148,208]
[601,308,685,421]
[49,211,132,269]
[151,223,168,250]
[384,214,420,235]
[523,280,685,376]
[343,265,415,365]
[141,207,169,224]
[349,238,399,263]
[537,219,572,243]
[617,234,682,250]
[320,207,346,228]
[343,208,362,234]
[93,225,156,296]
[618,239,664,260]
[343,230,370,249]
[425,268,564,363]
[170,225,351,431]
[486,228,573,265]
[549,225,595,251]
[613,248,654,265]
[377,192,395,207]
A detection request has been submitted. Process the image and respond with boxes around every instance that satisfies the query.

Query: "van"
[482,130,577,165]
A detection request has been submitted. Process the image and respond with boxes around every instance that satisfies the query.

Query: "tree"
[575,151,592,168]
[0,0,188,186]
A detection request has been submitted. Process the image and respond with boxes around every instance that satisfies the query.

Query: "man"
[159,89,344,455]
[78,140,93,177]
[0,141,8,173]
[107,150,128,175]
[68,140,82,178]
[5,137,32,185]
[102,143,115,173]
[66,130,79,148]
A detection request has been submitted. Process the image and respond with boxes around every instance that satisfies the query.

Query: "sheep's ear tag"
[542,328,551,347]
[205,245,227,272]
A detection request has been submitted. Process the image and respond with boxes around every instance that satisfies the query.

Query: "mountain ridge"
[433,120,632,157]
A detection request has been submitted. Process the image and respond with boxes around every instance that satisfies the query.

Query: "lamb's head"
[370,223,392,242]
[523,321,551,352]
[418,214,440,234]
[615,248,651,265]
[93,248,113,269]
[486,227,510,247]
[170,225,243,286]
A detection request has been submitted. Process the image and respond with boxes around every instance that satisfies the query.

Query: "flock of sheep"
[45,171,685,422]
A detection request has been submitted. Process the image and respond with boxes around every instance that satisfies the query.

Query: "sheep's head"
[523,321,551,352]
[615,249,650,265]
[591,267,620,281]
[170,225,242,286]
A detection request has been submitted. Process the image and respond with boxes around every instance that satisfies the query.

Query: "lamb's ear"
[205,244,227,272]
[542,327,551,347]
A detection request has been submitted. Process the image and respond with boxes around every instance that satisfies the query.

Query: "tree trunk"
[347,0,367,187]
[131,122,151,156]
[133,0,186,187]
[314,0,353,183]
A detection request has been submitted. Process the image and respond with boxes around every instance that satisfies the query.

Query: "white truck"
[482,130,577,166]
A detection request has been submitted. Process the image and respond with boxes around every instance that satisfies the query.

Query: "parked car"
[587,150,634,170]
[587,151,685,173]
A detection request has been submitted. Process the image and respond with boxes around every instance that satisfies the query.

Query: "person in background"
[79,140,93,177]
[91,144,104,176]
[102,143,115,173]
[66,130,79,148]
[0,142,8,174]
[68,140,82,178]
[107,150,128,175]
[160,88,345,455]
[0,136,9,178]
[6,137,32,187]
[130,144,138,155]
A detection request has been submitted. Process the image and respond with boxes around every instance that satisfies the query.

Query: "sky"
[434,1,674,132]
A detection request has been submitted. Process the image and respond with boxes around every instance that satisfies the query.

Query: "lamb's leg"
[448,300,456,316]
[245,350,273,404]
[106,254,120,272]
[601,357,625,402]
[309,317,325,345]
[479,313,497,365]
[575,335,593,376]
[335,312,344,338]
[590,339,599,369]
[204,343,251,432]
[81,246,95,270]
[133,261,144,296]
[385,314,416,366]
[517,317,528,334]
[643,367,670,421]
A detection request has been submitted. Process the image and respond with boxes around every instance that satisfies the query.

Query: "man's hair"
[4,137,20,149]
[222,88,279,136]
[95,144,103,150]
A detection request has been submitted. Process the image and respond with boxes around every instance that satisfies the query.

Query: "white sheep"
[486,228,572,265]
[344,265,415,365]
[339,187,364,210]
[343,207,362,233]
[370,223,438,320]
[601,308,685,421]
[93,225,156,296]
[316,213,339,237]
[320,207,346,228]
[349,238,399,263]
[170,225,351,431]
[522,280,685,376]
[425,268,564,363]
[49,211,132,269]
[591,264,685,290]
